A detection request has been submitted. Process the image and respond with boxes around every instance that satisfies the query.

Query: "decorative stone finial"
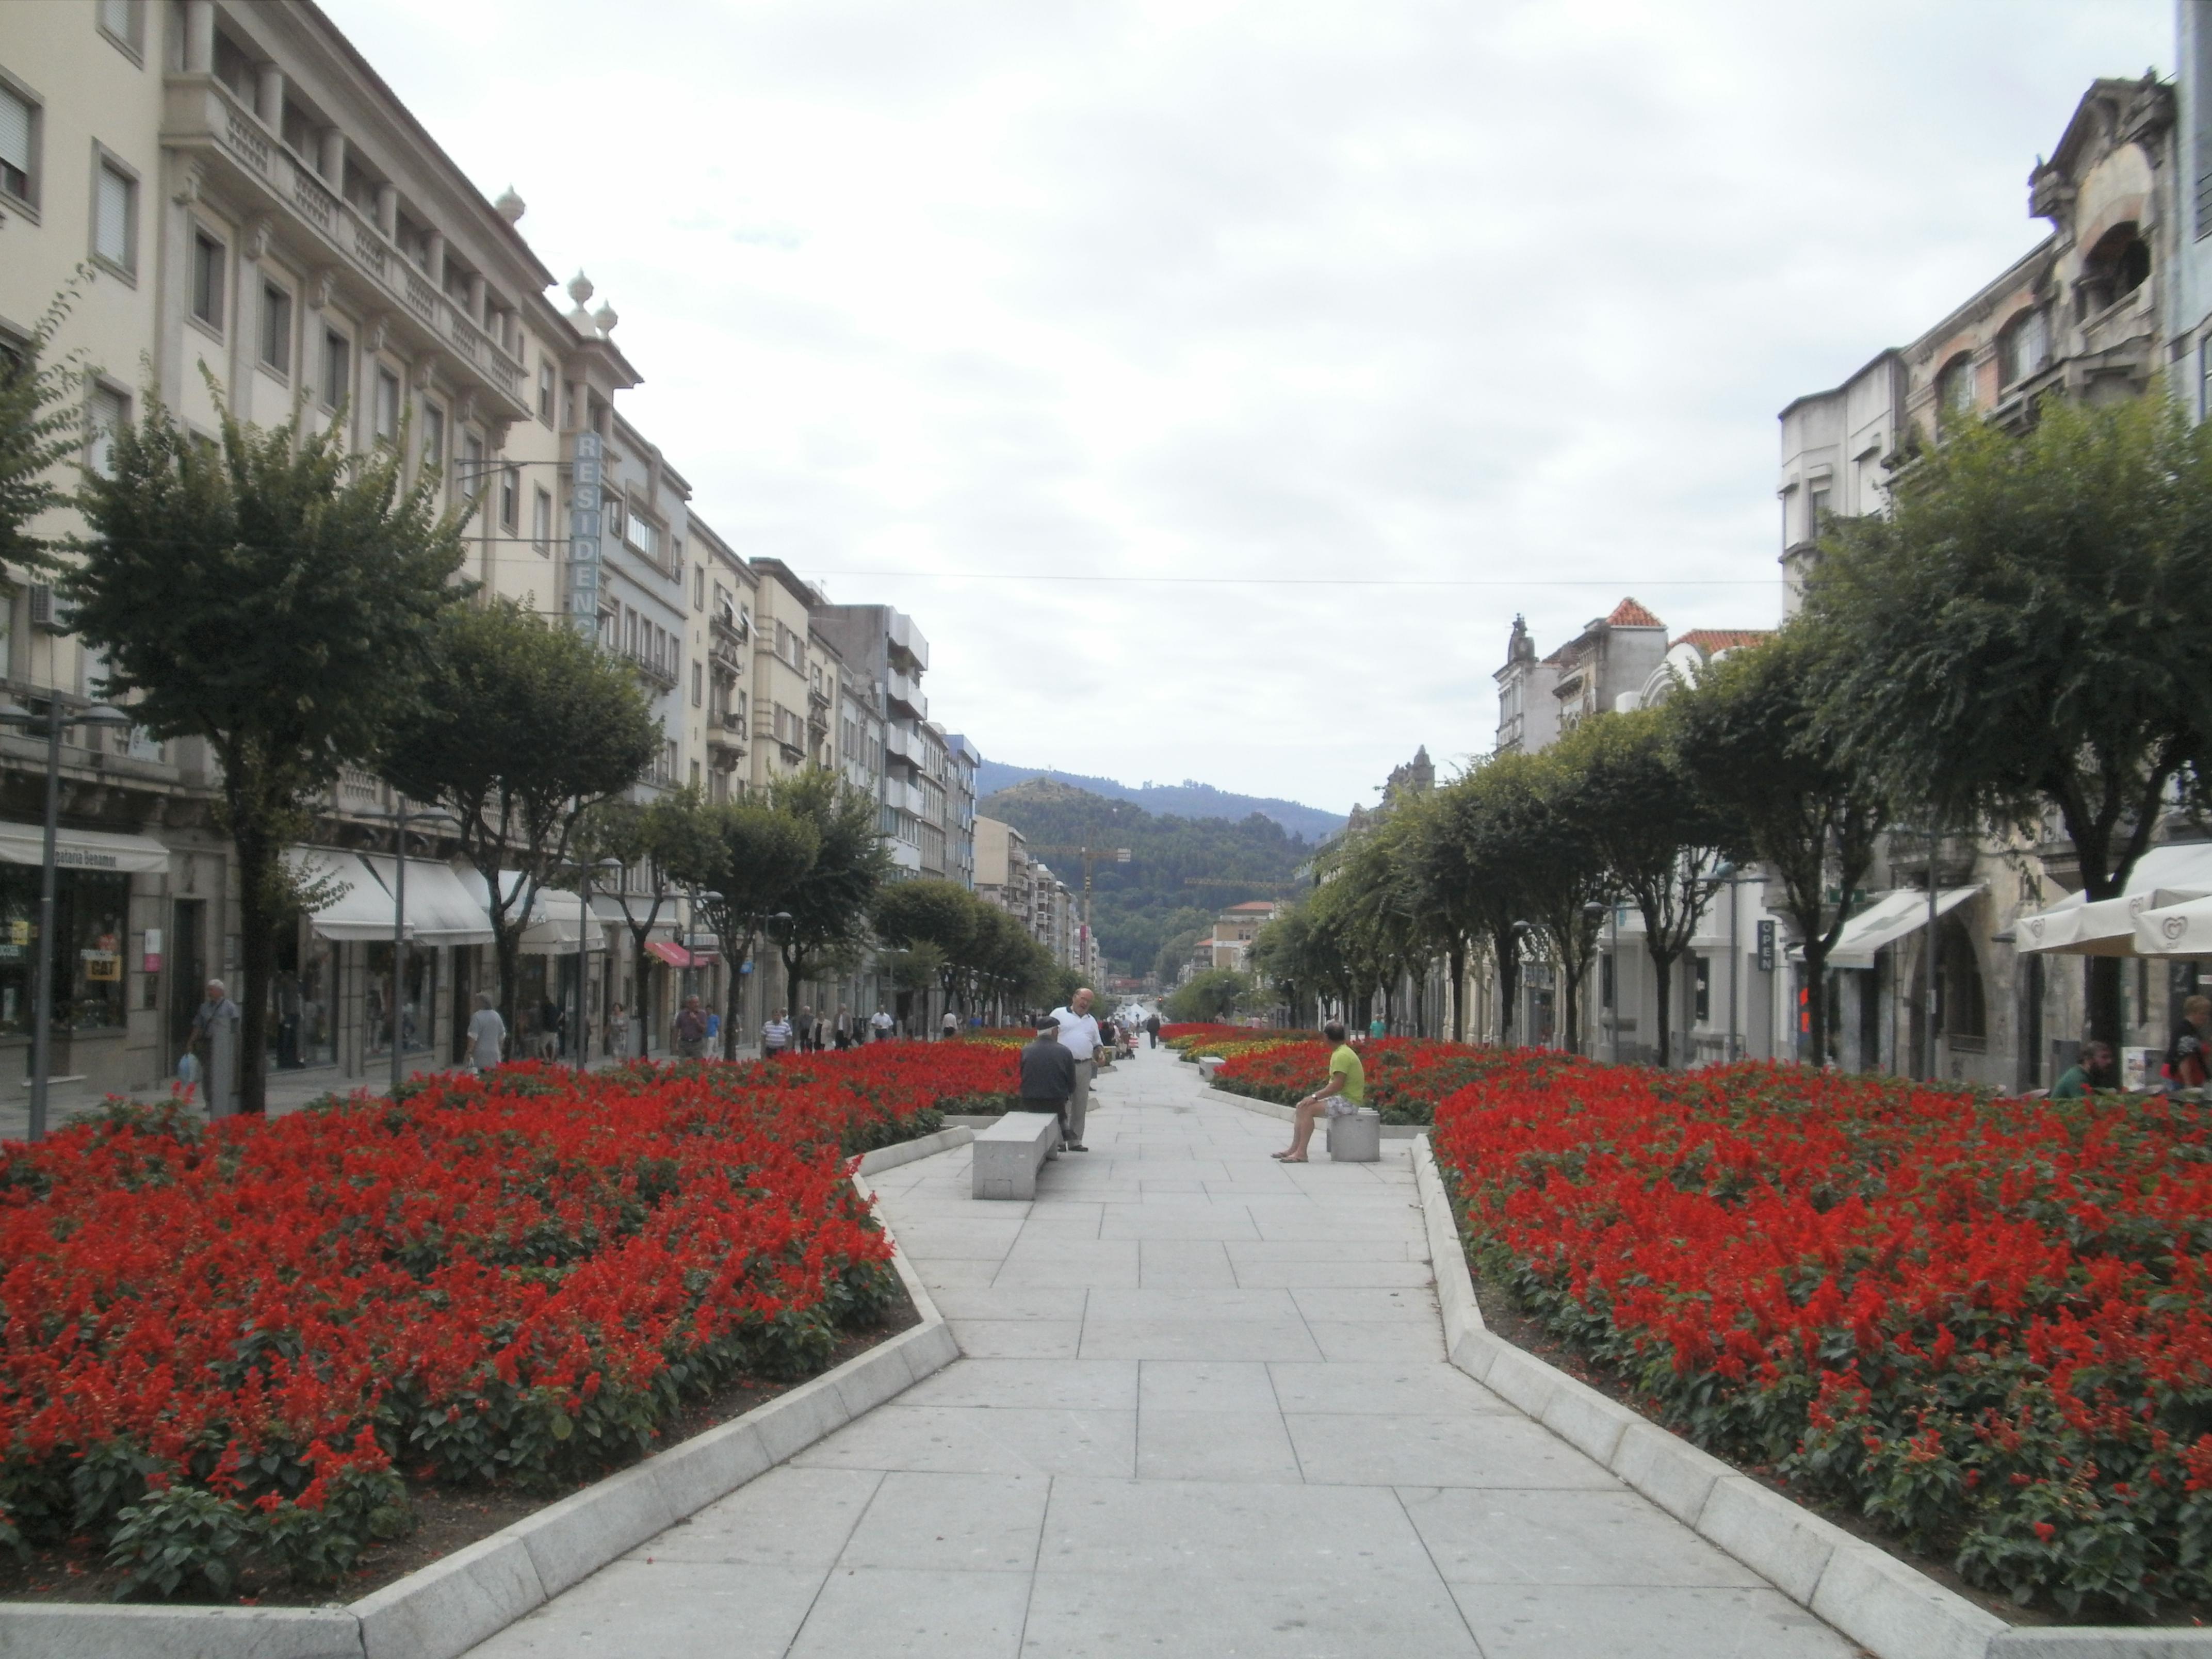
[567,270,594,306]
[494,186,526,223]
[592,301,619,336]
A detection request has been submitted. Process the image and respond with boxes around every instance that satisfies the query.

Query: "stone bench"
[1326,1107,1382,1163]
[972,1110,1061,1200]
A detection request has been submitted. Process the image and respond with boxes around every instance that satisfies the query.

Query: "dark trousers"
[1017,1100,1068,1142]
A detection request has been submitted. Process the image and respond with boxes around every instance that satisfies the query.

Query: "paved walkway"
[467,1046,1857,1658]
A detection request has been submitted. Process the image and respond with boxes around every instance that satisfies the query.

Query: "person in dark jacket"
[1019,1022,1077,1151]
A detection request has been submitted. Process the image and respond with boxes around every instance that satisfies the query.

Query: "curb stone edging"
[1409,1136,2212,1659]
[0,1133,965,1659]
[1203,1084,1426,1138]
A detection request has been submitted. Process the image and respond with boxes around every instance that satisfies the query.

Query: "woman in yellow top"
[1274,1019,1365,1163]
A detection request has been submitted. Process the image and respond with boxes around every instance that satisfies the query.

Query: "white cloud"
[323,0,2170,812]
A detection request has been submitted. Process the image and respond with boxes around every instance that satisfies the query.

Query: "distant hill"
[979,777,1314,980]
[974,762,1344,843]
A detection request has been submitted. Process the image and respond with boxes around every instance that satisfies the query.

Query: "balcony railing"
[168,74,530,418]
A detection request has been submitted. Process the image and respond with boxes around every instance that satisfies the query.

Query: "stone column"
[183,1,215,73]
[319,127,345,187]
[375,182,397,238]
[256,64,283,125]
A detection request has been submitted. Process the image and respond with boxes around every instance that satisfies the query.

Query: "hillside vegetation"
[978,777,1314,978]
[974,763,1344,843]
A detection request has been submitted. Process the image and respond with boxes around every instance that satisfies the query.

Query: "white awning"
[2132,895,2212,959]
[2014,842,2212,957]
[354,855,495,947]
[450,867,608,955]
[285,848,402,942]
[1809,886,1984,971]
[0,821,170,875]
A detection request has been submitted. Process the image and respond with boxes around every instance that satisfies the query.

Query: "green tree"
[69,393,464,1112]
[0,274,89,574]
[665,800,818,1058]
[764,769,891,1020]
[1802,393,2212,1047]
[1669,627,1887,1066]
[875,877,980,1012]
[1474,750,1610,1054]
[1555,709,1745,1067]
[1166,966,1250,1024]
[577,789,717,1055]
[384,601,658,1035]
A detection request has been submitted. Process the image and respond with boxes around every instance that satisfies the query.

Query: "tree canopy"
[69,392,465,1110]
[1804,392,2212,1043]
[384,600,658,1031]
[664,799,819,1058]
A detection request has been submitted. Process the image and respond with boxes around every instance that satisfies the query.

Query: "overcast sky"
[324,0,2169,817]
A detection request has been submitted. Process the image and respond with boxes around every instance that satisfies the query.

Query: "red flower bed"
[1214,1037,1590,1124]
[0,1045,995,1599]
[1434,1058,2212,1614]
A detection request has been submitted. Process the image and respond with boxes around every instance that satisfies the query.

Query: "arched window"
[1939,918,1986,1045]
[1996,307,2049,387]
[1937,355,1976,418]
[2078,222,2151,317]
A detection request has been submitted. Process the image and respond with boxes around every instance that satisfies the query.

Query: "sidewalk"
[464,1046,1857,1658]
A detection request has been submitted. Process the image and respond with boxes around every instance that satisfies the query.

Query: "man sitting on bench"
[1018,1021,1076,1151]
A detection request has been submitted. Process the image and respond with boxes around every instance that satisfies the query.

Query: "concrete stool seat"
[1326,1107,1382,1162]
[971,1110,1061,1199]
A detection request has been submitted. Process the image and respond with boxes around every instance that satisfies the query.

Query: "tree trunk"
[234,823,276,1114]
[2087,955,2123,1050]
[493,919,523,1055]
[1449,944,1467,1043]
[1803,945,1829,1068]
[1649,947,1673,1069]
[630,931,651,1060]
[1562,958,1582,1055]
[722,938,746,1061]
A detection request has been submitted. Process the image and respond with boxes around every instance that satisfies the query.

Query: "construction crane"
[1028,845,1131,974]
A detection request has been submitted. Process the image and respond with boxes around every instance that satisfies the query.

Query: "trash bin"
[1326,1107,1381,1163]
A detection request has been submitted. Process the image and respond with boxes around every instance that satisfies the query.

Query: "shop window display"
[268,927,336,1069]
[0,867,129,1036]
[365,941,435,1058]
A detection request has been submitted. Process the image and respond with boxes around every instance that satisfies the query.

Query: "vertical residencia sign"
[569,430,604,638]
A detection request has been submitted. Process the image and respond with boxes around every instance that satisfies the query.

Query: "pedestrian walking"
[1368,1012,1386,1042]
[941,1007,959,1042]
[191,978,241,1116]
[1019,1021,1078,1151]
[674,995,709,1060]
[1274,1019,1364,1163]
[2166,996,2212,1091]
[762,1006,794,1060]
[870,1004,894,1043]
[1145,1011,1161,1048]
[465,991,506,1074]
[834,1004,853,1050]
[1049,987,1102,1151]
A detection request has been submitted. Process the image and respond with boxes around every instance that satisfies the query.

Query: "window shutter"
[0,88,30,177]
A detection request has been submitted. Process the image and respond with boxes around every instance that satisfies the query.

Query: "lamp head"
[78,705,134,729]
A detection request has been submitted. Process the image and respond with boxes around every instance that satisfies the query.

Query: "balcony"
[163,74,530,423]
[622,644,678,693]
[709,614,747,671]
[886,667,928,721]
[707,735,744,772]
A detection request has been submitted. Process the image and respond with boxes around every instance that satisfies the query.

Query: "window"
[1693,956,1711,1024]
[625,510,658,559]
[322,330,350,408]
[0,81,38,207]
[532,485,552,552]
[1936,354,1974,420]
[689,760,701,789]
[422,403,445,476]
[373,367,400,444]
[87,384,127,478]
[2079,223,2151,317]
[498,465,518,532]
[1997,307,2049,387]
[97,0,143,58]
[692,661,704,707]
[1807,485,1829,541]
[536,361,555,425]
[660,739,677,785]
[258,282,291,373]
[625,607,639,659]
[460,433,482,512]
[1939,918,1987,1046]
[693,565,705,609]
[189,230,225,329]
[92,156,136,275]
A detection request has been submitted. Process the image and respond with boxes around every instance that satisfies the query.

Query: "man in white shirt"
[1050,987,1102,1151]
[870,1005,895,1042]
[762,1007,793,1060]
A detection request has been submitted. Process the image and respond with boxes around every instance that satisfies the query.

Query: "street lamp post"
[0,699,135,1140]
[362,799,458,1097]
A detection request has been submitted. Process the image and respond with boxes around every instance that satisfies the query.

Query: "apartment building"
[809,598,933,879]
[0,0,672,1095]
[1774,72,2185,1092]
[745,560,839,788]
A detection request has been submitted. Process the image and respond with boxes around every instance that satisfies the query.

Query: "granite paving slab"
[466,1043,1859,1659]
